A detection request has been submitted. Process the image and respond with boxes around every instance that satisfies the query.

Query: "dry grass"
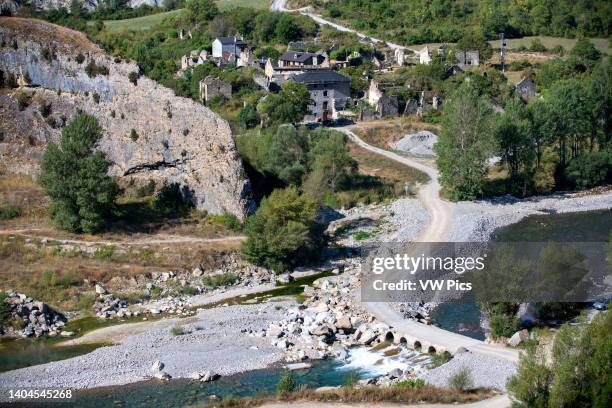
[207,385,496,408]
[348,142,429,187]
[0,173,50,229]
[354,118,440,150]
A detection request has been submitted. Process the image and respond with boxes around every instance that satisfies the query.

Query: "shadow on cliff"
[108,184,194,234]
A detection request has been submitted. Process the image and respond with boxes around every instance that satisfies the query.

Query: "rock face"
[3,0,160,13]
[0,18,252,219]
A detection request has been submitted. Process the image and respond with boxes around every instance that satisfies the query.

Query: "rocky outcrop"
[0,18,252,219]
[2,291,68,337]
[2,0,161,13]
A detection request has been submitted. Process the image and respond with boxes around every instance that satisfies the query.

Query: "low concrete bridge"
[368,301,520,362]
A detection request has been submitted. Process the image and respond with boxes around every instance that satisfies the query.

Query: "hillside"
[0,17,252,219]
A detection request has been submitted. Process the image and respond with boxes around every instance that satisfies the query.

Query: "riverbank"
[0,302,289,390]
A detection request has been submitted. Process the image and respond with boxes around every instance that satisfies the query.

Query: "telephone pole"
[499,32,506,73]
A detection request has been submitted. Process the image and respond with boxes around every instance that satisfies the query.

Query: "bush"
[345,371,360,387]
[92,92,100,104]
[529,38,547,52]
[136,180,156,197]
[16,92,31,111]
[429,351,452,368]
[39,102,52,118]
[237,104,260,129]
[449,368,473,391]
[565,150,611,189]
[171,325,184,335]
[489,313,519,339]
[0,292,12,327]
[93,245,114,260]
[211,212,242,231]
[130,129,139,141]
[0,203,21,220]
[85,60,109,77]
[394,378,425,390]
[128,71,139,85]
[241,187,323,272]
[75,53,85,64]
[202,272,238,288]
[39,113,118,233]
[277,370,296,394]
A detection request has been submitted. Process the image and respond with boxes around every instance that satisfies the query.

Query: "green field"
[216,0,270,10]
[103,9,183,31]
[101,1,269,32]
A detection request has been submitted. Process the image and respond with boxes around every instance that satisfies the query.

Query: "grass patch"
[171,325,185,336]
[354,230,373,241]
[429,351,453,368]
[383,347,401,356]
[216,0,269,11]
[370,341,391,351]
[202,272,238,288]
[0,203,21,220]
[449,368,474,391]
[394,378,425,390]
[102,9,184,32]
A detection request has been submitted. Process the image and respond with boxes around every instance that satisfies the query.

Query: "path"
[0,228,245,246]
[271,0,416,52]
[259,394,511,408]
[338,127,519,363]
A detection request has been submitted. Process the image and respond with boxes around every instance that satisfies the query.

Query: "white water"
[336,345,432,378]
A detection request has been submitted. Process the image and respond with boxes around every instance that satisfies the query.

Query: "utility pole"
[499,32,506,73]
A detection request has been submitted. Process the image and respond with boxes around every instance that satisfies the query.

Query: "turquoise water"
[71,360,358,408]
[430,209,612,340]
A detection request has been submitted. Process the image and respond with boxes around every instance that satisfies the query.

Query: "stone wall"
[0,18,253,219]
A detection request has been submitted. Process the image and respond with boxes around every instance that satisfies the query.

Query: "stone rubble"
[2,291,67,338]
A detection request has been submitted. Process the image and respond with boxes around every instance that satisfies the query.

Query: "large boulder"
[507,329,529,347]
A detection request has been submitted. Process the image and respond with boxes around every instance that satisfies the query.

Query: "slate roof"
[292,70,350,84]
[279,51,317,63]
[215,37,247,46]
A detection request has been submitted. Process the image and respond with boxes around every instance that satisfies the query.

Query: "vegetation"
[429,351,453,368]
[508,311,611,408]
[394,378,425,391]
[277,370,297,394]
[449,368,474,391]
[201,272,238,288]
[241,187,322,272]
[316,0,610,44]
[171,324,185,335]
[0,292,11,327]
[0,203,21,220]
[39,114,119,233]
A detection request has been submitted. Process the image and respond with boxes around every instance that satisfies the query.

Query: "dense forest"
[317,0,611,44]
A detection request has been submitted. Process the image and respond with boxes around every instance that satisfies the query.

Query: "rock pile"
[2,291,67,337]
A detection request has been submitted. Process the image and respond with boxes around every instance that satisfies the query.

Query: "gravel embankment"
[0,302,289,390]
[449,191,612,242]
[419,352,516,390]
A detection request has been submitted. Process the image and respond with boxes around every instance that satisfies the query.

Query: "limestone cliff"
[0,17,253,219]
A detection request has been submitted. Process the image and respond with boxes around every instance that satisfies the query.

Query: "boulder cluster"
[2,291,70,338]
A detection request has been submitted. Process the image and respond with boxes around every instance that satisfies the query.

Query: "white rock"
[151,360,164,371]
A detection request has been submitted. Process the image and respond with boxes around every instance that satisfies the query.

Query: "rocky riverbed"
[0,302,288,390]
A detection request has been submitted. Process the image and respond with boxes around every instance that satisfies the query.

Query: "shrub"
[489,313,519,339]
[39,102,52,118]
[394,378,425,390]
[137,180,156,197]
[344,371,359,387]
[0,203,21,220]
[277,370,296,394]
[449,368,473,391]
[93,245,114,260]
[161,140,169,149]
[75,53,85,64]
[202,272,238,288]
[171,325,184,335]
[76,292,95,310]
[354,231,371,241]
[211,212,242,231]
[85,60,109,77]
[429,351,452,368]
[130,129,139,141]
[529,38,547,52]
[565,150,611,189]
[16,92,31,111]
[180,285,198,296]
[128,71,139,85]
[237,104,260,129]
[92,92,100,104]
[6,72,17,88]
[0,292,12,327]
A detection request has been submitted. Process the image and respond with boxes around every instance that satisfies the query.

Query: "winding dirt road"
[339,127,519,364]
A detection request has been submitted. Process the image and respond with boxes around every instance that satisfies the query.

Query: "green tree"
[186,0,218,23]
[495,98,534,188]
[275,13,301,43]
[304,129,356,197]
[435,82,495,200]
[257,82,310,126]
[241,187,322,271]
[39,114,118,233]
[509,312,611,408]
[568,38,602,71]
[262,125,308,186]
[237,104,260,129]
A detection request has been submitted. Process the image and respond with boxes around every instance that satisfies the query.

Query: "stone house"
[212,37,248,59]
[394,48,407,66]
[278,51,328,68]
[199,76,232,103]
[403,98,419,115]
[292,70,351,122]
[455,50,480,68]
[515,77,536,101]
[366,80,399,118]
[418,46,432,65]
[181,50,209,71]
[419,90,442,110]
